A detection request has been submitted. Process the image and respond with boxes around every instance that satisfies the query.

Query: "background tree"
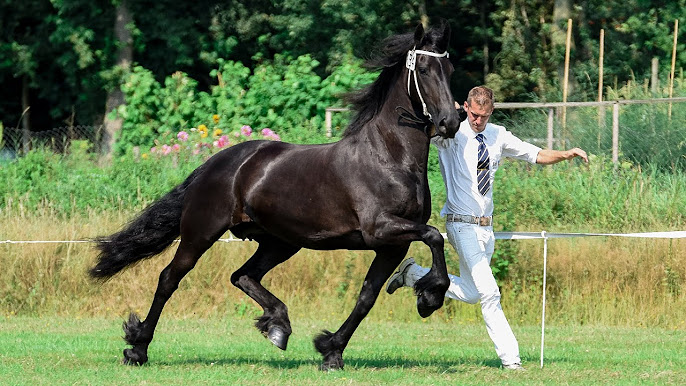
[102,0,133,155]
[1,0,684,145]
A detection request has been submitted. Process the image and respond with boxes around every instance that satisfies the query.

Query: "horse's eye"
[418,67,428,75]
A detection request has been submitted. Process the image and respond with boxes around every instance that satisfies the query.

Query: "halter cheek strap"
[405,47,449,122]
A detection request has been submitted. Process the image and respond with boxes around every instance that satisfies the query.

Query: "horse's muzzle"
[435,114,460,139]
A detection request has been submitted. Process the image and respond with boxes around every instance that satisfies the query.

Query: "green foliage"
[114,66,162,155]
[239,54,325,140]
[486,4,556,100]
[493,158,686,231]
[113,53,376,153]
[0,146,197,214]
[3,0,686,137]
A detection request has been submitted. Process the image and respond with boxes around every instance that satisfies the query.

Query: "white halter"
[405,47,449,121]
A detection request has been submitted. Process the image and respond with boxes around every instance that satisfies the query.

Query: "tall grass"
[1,135,685,327]
[1,207,684,329]
[493,160,685,232]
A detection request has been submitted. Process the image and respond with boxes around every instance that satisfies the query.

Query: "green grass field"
[2,316,684,385]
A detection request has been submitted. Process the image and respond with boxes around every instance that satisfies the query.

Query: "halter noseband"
[405,47,449,123]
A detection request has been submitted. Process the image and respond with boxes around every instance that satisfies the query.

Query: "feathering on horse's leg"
[314,246,406,371]
[122,239,209,365]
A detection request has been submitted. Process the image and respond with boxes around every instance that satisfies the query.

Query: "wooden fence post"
[598,29,605,130]
[562,19,573,133]
[325,109,332,138]
[651,58,659,94]
[669,19,679,119]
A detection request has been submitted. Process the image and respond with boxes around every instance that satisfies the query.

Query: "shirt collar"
[462,120,489,141]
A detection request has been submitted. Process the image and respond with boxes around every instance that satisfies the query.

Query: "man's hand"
[537,147,589,165]
[454,101,467,122]
[566,147,589,163]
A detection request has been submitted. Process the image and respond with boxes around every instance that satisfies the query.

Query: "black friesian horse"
[90,20,463,371]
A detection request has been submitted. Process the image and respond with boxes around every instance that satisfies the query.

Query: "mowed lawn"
[1,316,685,385]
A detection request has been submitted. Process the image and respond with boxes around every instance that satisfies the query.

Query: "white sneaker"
[502,363,526,371]
[385,258,415,294]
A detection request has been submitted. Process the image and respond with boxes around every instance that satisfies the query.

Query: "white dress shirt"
[431,119,541,218]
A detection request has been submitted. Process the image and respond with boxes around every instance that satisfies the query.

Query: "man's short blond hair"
[467,86,494,109]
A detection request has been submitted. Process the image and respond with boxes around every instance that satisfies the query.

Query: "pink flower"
[261,128,280,141]
[177,131,189,141]
[150,146,157,154]
[162,145,172,155]
[241,125,252,137]
[172,144,181,152]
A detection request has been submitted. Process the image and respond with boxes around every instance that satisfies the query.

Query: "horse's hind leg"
[230,235,300,350]
[314,246,407,370]
[122,238,211,365]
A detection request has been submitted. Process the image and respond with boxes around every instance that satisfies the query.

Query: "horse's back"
[178,140,355,246]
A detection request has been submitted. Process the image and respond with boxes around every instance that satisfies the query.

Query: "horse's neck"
[359,88,432,170]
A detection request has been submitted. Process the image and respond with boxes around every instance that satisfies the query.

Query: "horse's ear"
[436,19,451,52]
[413,23,424,46]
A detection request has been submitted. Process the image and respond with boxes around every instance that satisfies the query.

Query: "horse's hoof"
[268,326,289,350]
[416,292,441,318]
[417,302,435,318]
[319,355,344,371]
[122,348,148,366]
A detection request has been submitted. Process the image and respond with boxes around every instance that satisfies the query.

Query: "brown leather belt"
[446,214,493,226]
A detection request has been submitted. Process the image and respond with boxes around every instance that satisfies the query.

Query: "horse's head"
[406,20,461,139]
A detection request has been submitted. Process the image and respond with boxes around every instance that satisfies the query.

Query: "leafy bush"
[112,53,377,154]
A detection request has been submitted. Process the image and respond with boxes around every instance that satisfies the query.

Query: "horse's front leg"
[372,215,450,318]
[411,225,450,317]
[314,247,405,371]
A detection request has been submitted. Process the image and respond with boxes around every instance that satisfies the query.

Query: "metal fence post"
[612,102,619,164]
[547,107,554,149]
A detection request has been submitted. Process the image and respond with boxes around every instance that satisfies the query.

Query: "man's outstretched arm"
[536,148,589,165]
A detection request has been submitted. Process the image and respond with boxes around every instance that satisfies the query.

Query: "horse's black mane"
[342,23,447,137]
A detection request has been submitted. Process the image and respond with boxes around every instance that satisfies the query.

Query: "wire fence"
[326,97,686,170]
[494,98,686,169]
[1,125,103,159]
[3,96,686,170]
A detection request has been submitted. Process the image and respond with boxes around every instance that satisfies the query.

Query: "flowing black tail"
[89,165,206,280]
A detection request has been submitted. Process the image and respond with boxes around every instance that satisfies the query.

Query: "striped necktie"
[475,133,490,195]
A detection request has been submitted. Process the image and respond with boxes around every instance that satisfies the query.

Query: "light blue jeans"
[404,221,521,366]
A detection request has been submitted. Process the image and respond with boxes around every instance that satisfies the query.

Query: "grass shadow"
[149,354,507,371]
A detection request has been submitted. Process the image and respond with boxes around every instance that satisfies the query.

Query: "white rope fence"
[5,230,682,244]
[0,237,246,244]
[2,230,685,369]
[488,230,686,368]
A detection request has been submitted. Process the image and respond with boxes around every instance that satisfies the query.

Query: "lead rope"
[405,47,449,122]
